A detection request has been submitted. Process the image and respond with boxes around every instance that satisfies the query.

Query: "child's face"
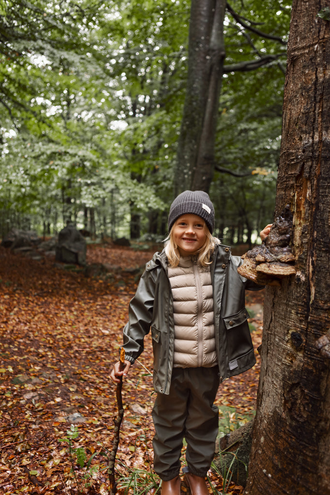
[172,213,208,257]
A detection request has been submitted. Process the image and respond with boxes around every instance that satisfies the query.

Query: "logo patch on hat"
[202,204,211,214]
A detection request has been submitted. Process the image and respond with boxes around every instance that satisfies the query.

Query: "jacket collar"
[145,249,168,272]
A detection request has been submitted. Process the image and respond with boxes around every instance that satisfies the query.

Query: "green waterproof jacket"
[122,244,263,395]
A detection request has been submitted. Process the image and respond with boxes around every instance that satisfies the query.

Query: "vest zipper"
[193,262,204,367]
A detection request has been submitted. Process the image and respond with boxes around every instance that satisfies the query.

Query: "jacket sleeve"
[121,267,156,364]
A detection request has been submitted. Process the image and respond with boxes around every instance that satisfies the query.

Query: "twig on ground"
[136,359,152,375]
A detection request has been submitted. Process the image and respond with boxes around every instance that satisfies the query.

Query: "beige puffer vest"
[168,256,217,368]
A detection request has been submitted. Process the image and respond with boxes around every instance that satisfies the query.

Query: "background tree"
[246,2,330,493]
[175,0,288,195]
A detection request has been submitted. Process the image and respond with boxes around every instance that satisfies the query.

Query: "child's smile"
[172,213,208,256]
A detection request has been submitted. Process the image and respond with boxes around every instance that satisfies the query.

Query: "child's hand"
[110,360,131,383]
[260,224,273,241]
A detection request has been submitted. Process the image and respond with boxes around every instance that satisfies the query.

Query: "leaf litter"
[0,244,264,494]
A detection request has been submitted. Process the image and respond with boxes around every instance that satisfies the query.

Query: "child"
[111,190,271,495]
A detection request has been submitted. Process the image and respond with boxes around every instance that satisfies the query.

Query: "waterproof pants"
[152,367,219,481]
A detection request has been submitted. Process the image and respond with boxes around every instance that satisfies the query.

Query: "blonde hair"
[165,223,220,268]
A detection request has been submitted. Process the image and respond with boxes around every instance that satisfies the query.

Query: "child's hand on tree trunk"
[260,224,273,241]
[110,360,131,383]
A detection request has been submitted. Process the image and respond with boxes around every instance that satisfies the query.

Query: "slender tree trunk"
[90,207,96,239]
[130,212,140,239]
[110,189,116,239]
[148,210,158,235]
[54,209,58,235]
[175,0,226,195]
[247,3,330,494]
[237,220,243,244]
[103,207,107,237]
[160,211,167,236]
[245,220,252,249]
[130,172,141,239]
[229,225,235,245]
[84,207,88,230]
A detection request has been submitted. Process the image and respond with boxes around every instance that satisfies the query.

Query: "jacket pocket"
[151,325,168,392]
[224,308,249,330]
[223,308,253,365]
[151,325,162,369]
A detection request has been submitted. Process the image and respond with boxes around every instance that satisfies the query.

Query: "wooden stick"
[109,348,126,494]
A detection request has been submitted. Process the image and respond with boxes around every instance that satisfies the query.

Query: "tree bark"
[247,2,330,494]
[175,0,226,195]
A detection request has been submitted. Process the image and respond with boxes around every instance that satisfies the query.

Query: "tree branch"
[235,14,266,26]
[223,54,286,73]
[215,165,252,177]
[0,98,20,132]
[277,61,286,75]
[241,30,262,56]
[226,3,287,45]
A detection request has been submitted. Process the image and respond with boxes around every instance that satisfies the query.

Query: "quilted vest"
[168,256,217,368]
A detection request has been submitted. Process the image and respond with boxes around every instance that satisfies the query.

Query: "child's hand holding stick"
[109,349,131,494]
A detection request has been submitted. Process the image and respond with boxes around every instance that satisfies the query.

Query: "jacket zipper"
[161,258,172,395]
[193,261,204,367]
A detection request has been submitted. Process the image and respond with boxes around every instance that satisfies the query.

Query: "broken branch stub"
[237,206,296,284]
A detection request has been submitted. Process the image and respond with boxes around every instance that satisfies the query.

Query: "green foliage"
[218,406,255,437]
[117,465,161,494]
[76,447,86,468]
[210,455,245,495]
[317,7,330,21]
[59,425,99,492]
[249,323,256,333]
[0,0,292,240]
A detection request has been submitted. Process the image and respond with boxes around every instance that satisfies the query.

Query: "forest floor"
[0,243,264,495]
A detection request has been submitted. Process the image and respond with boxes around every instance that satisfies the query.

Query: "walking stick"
[109,348,126,494]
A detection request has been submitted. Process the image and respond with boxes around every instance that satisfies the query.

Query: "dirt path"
[0,245,263,494]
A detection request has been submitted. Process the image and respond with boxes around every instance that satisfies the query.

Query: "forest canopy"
[0,0,291,243]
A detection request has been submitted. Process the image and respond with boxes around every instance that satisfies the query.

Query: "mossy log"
[213,420,254,488]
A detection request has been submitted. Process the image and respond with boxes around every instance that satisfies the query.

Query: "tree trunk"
[110,189,116,239]
[84,207,88,230]
[174,0,226,195]
[130,171,141,239]
[245,220,252,249]
[247,2,330,494]
[130,212,140,239]
[229,225,235,245]
[148,210,159,235]
[90,207,96,239]
[160,211,167,237]
[102,198,107,236]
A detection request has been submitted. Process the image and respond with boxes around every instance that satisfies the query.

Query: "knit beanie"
[168,190,215,233]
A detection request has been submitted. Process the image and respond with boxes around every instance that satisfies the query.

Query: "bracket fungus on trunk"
[237,206,296,285]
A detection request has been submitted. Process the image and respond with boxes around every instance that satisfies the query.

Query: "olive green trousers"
[152,367,219,481]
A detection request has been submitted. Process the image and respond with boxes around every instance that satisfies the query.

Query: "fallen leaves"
[0,243,264,494]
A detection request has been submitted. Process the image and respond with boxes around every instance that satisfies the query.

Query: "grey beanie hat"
[168,190,215,233]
